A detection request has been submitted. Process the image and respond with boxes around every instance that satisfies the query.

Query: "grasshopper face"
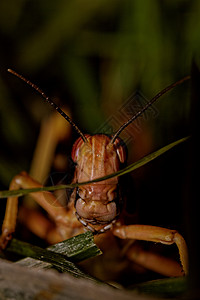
[71,134,126,227]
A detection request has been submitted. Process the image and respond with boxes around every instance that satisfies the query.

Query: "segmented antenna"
[8,69,88,143]
[110,75,190,144]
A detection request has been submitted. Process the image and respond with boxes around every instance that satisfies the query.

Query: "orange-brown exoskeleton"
[0,69,190,280]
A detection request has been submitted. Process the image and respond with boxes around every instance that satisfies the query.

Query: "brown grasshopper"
[0,69,189,278]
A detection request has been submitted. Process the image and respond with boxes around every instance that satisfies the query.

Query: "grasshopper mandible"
[0,69,190,277]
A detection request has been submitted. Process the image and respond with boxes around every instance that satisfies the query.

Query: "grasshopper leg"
[112,224,188,275]
[0,171,81,249]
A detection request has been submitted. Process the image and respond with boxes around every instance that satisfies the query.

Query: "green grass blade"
[0,136,189,198]
[4,232,102,281]
[112,136,189,177]
[47,231,102,262]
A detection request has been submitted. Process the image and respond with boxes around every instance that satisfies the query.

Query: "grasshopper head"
[71,134,126,232]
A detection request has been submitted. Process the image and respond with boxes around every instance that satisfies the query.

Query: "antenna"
[8,69,88,143]
[110,76,190,144]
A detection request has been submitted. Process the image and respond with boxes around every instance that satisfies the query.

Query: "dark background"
[0,0,199,284]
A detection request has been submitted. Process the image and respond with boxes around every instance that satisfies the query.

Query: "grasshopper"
[0,69,189,278]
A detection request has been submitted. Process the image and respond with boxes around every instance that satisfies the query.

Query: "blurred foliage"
[0,0,199,185]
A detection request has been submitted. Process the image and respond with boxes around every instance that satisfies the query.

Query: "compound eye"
[113,137,127,163]
[71,134,91,162]
[71,137,84,162]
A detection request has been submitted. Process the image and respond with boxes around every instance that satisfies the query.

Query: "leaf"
[0,136,189,198]
[47,231,102,262]
[4,232,102,282]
